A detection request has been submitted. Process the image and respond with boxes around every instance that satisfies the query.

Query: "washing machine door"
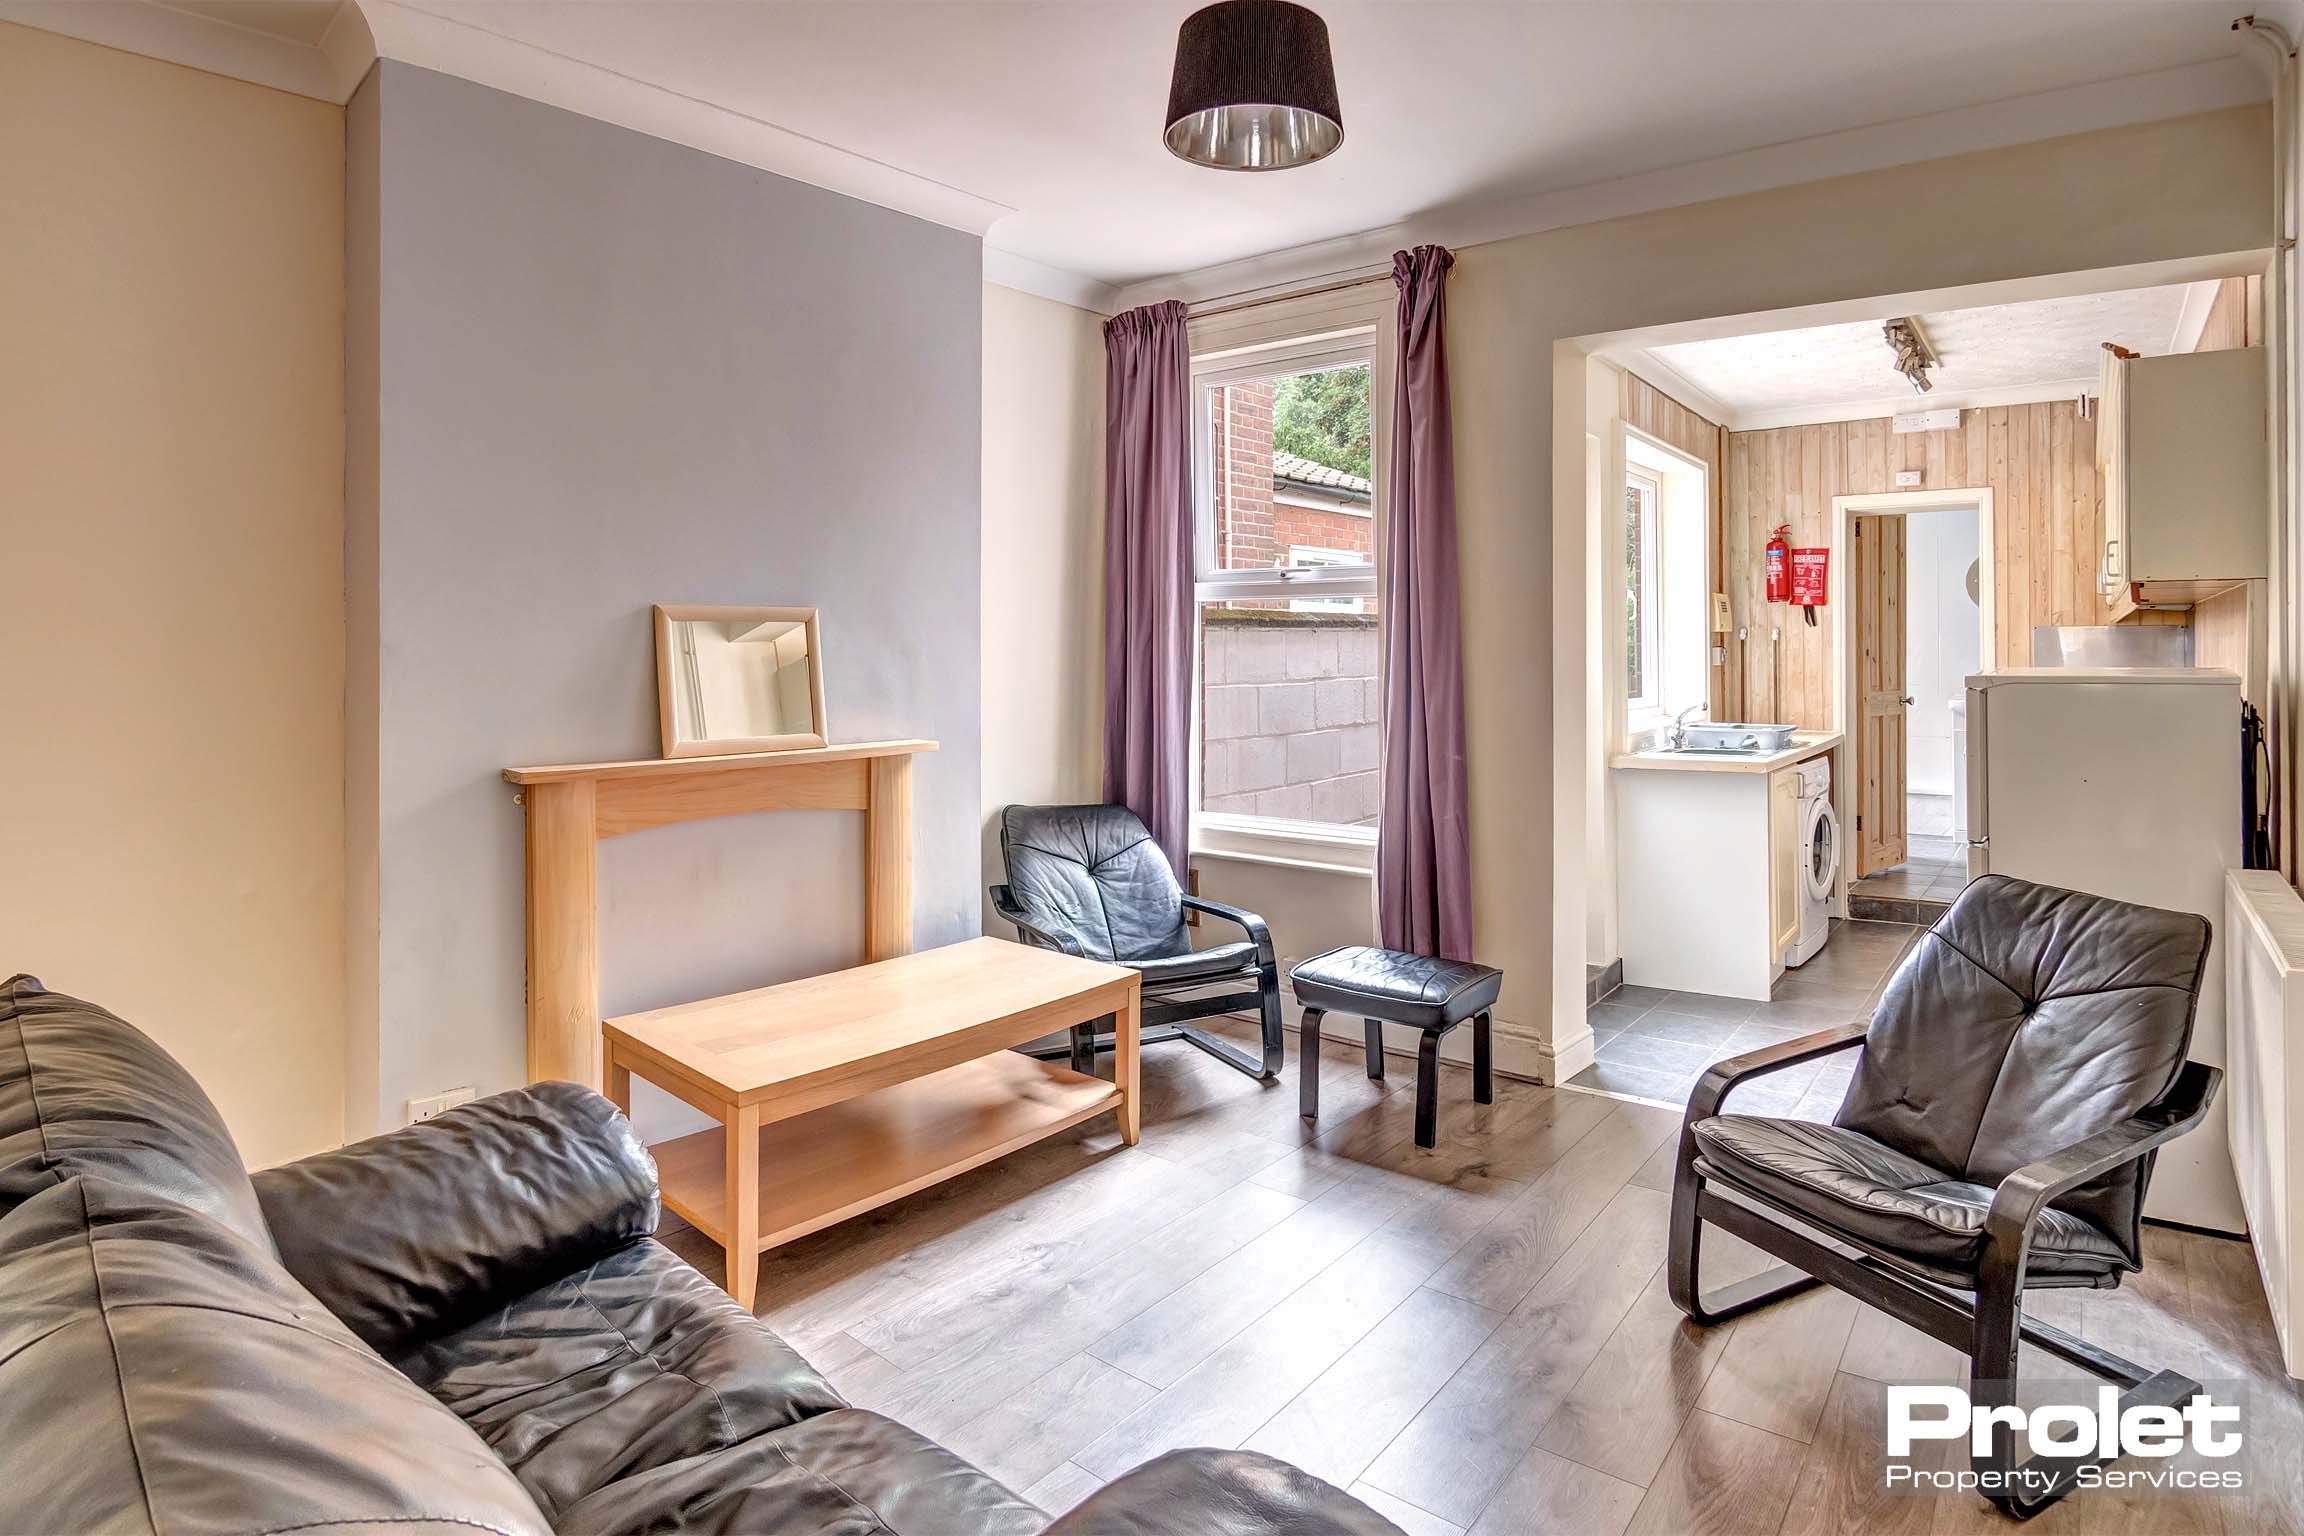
[1803,795,1840,902]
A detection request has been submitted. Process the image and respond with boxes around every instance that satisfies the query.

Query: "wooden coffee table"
[603,936,1141,1309]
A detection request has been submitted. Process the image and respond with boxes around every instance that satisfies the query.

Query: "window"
[1624,468,1661,715]
[1192,336,1382,862]
[1287,547,1367,613]
[1621,429,1711,736]
[1200,359,1374,578]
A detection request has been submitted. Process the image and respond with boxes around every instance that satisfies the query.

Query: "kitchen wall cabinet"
[2099,346,2268,604]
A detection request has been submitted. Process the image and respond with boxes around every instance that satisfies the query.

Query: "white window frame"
[1623,467,1662,717]
[1621,427,1712,741]
[1193,342,1378,596]
[1187,312,1391,871]
[1286,546,1367,613]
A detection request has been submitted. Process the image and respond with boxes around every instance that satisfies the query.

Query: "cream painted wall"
[1460,105,2270,1077]
[1193,853,1372,1001]
[0,23,346,1166]
[980,282,1106,906]
[980,108,2268,1086]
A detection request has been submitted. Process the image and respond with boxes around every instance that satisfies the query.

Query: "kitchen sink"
[1679,722,1797,752]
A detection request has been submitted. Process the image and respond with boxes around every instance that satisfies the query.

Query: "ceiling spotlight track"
[1883,317,1939,394]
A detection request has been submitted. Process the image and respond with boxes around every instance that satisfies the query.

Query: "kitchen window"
[1622,428,1712,738]
[1624,468,1662,716]
[1191,330,1385,867]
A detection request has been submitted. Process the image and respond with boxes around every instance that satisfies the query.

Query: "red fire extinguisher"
[1765,525,1791,603]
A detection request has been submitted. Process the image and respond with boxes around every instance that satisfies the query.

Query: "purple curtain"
[1102,300,1194,877]
[1377,246,1474,960]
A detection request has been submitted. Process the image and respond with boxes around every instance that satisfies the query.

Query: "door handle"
[1900,695,1914,706]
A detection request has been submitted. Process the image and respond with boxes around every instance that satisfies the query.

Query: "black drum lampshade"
[1164,0,1343,171]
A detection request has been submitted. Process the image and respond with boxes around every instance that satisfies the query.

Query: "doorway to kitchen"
[1558,261,2260,1113]
[1831,488,1992,922]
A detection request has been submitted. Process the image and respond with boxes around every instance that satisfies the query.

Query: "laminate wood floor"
[658,1021,2304,1535]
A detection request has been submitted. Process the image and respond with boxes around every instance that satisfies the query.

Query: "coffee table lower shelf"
[649,1050,1121,1256]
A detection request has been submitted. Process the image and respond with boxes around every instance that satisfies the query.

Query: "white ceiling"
[362,1,2263,292]
[1630,282,2203,427]
[22,0,2276,306]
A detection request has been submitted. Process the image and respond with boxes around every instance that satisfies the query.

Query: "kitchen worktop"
[1609,731,1842,774]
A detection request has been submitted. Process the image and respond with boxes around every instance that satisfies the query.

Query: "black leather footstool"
[1292,946,1504,1148]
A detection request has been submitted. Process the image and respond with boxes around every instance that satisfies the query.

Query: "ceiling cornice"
[2,0,1015,237]
[1670,376,2101,435]
[980,248,1121,316]
[360,0,1011,236]
[5,2,2274,326]
[1606,334,2114,432]
[1109,53,2270,313]
[0,0,365,97]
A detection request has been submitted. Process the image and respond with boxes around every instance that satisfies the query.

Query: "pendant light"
[1164,0,1343,171]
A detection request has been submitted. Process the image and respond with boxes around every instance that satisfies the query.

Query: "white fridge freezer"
[1965,667,2246,1235]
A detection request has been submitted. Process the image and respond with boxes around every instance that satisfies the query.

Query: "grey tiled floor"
[1849,833,1969,904]
[1568,918,1922,1115]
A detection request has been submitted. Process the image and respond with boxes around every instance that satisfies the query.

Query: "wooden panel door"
[1854,514,1909,876]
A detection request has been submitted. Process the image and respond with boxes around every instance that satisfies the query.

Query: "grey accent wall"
[346,63,982,1138]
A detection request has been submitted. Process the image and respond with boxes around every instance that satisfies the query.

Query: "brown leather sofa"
[0,975,1402,1536]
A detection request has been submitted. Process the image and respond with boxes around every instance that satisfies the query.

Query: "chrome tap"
[1669,704,1706,751]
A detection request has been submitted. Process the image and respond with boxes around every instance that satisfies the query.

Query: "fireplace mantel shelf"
[503,738,937,786]
[506,738,938,1087]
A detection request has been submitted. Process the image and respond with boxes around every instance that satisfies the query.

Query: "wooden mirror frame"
[653,604,829,758]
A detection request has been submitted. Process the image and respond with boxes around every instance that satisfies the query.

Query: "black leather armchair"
[992,803,1285,1079]
[1666,875,2221,1520]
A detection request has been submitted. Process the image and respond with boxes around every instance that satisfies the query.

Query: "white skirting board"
[2225,868,2304,1380]
[1305,1009,1587,1086]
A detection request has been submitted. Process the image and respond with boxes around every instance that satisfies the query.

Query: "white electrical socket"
[406,1087,476,1125]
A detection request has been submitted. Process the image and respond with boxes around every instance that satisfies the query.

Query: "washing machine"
[1784,757,1838,968]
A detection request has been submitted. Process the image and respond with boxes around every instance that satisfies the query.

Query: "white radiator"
[2226,868,2304,1379]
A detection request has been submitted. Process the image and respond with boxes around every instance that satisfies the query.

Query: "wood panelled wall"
[2196,582,2254,678]
[1624,371,1721,466]
[2196,274,2260,352]
[1719,403,2107,727]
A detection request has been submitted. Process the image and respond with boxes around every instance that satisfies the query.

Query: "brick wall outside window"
[1207,380,1372,569]
[1211,379,1278,569]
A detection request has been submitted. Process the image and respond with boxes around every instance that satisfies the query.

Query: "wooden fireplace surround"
[503,739,938,1088]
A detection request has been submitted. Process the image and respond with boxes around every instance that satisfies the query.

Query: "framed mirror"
[653,605,828,758]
